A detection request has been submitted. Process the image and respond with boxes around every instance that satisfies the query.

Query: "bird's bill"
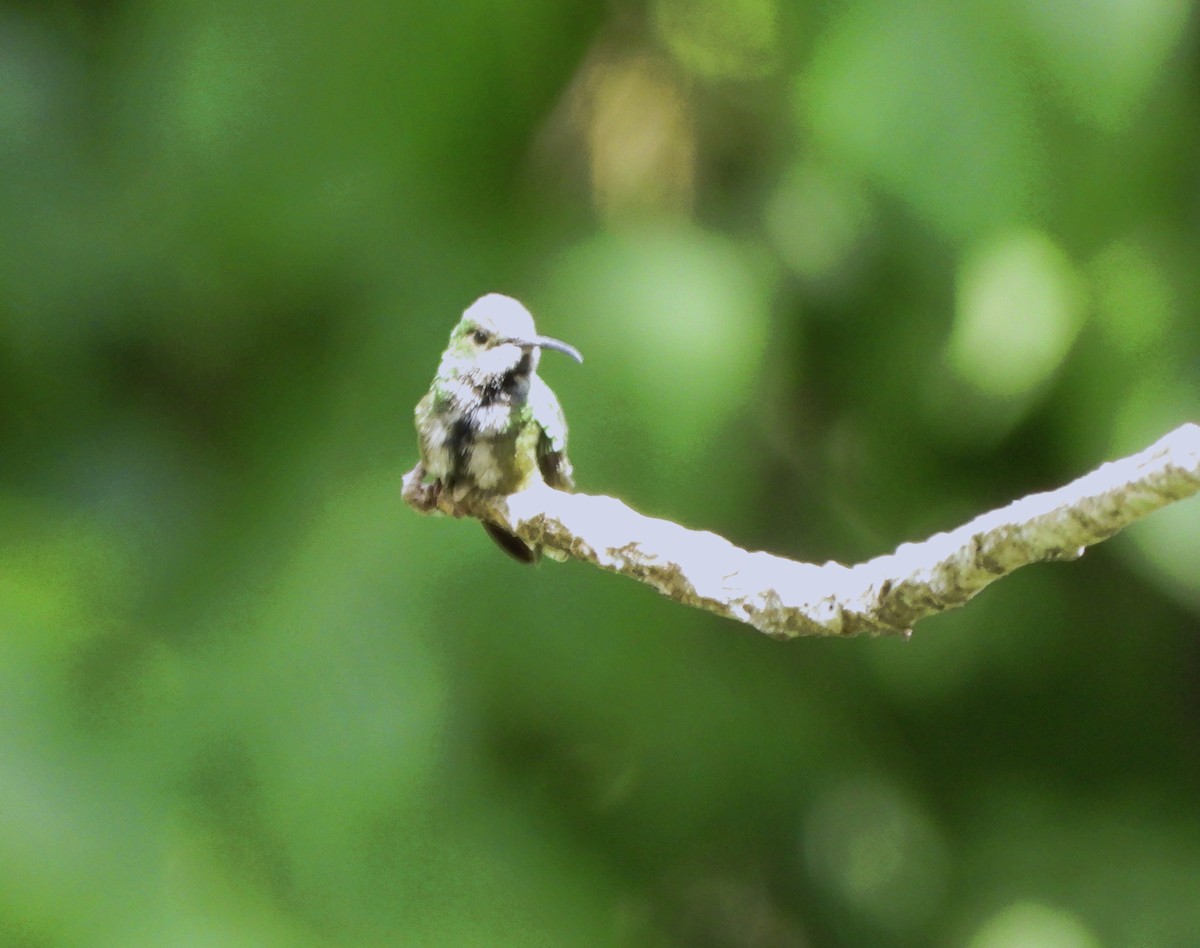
[528,335,584,363]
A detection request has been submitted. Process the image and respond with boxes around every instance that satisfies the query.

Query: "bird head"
[443,294,582,379]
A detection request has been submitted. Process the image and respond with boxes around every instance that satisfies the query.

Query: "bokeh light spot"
[948,230,1085,400]
[968,901,1100,948]
[803,777,947,933]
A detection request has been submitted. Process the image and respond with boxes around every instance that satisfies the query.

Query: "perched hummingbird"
[413,293,583,563]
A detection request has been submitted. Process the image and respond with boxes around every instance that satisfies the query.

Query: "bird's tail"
[482,521,538,564]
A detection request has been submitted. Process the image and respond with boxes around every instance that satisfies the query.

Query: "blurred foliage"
[1,0,1199,944]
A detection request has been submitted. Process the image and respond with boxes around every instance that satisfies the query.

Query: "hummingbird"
[413,293,583,563]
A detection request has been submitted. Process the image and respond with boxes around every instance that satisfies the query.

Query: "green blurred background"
[2,0,1199,944]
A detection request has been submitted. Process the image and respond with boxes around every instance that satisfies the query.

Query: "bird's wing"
[530,375,574,491]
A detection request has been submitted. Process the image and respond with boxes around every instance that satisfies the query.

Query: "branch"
[403,424,1200,640]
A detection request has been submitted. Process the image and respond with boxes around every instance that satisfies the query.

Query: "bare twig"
[402,424,1200,640]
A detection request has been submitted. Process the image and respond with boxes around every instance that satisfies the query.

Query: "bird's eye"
[472,330,489,345]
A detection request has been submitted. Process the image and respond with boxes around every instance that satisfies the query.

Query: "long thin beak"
[519,335,584,363]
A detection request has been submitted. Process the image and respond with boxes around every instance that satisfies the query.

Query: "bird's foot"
[402,463,443,514]
[402,464,475,518]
